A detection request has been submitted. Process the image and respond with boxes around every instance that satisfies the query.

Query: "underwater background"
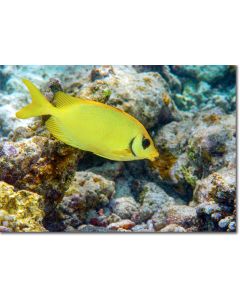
[0,65,236,233]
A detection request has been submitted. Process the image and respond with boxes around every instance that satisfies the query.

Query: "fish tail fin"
[16,79,56,119]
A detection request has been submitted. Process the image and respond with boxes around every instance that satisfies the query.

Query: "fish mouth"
[149,150,159,162]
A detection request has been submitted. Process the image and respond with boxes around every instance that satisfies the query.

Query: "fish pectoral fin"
[54,91,84,108]
[45,116,79,148]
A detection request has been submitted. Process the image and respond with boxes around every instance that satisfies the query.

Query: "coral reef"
[107,220,135,231]
[149,108,236,198]
[191,167,236,232]
[134,65,236,113]
[0,123,83,231]
[151,205,198,232]
[110,196,139,220]
[137,182,176,222]
[76,65,182,129]
[0,65,236,233]
[171,65,236,112]
[0,181,45,232]
[0,132,82,202]
[54,171,115,231]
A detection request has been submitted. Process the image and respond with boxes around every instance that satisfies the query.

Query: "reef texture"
[54,171,115,231]
[0,122,83,230]
[75,65,182,129]
[0,181,45,232]
[149,108,236,197]
[191,167,236,232]
[0,65,236,232]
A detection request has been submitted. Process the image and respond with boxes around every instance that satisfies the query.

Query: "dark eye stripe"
[142,138,150,149]
[129,136,136,156]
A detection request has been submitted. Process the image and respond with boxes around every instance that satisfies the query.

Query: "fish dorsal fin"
[54,91,83,108]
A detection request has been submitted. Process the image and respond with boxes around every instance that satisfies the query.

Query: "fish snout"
[149,149,159,161]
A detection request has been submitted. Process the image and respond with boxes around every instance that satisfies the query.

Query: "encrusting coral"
[0,121,83,231]
[0,181,45,232]
[54,171,115,231]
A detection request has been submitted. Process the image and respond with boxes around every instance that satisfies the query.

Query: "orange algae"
[150,150,177,180]
[162,93,171,106]
[203,114,221,123]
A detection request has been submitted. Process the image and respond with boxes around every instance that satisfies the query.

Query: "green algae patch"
[102,89,112,100]
[187,141,197,161]
[180,166,198,188]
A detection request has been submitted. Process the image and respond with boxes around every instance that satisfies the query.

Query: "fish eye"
[142,137,150,149]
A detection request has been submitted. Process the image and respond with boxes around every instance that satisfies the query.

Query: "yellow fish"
[16,79,159,162]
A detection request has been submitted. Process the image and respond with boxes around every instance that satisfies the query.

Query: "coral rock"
[193,167,236,205]
[138,182,175,222]
[110,196,139,219]
[0,135,81,205]
[149,109,236,198]
[77,225,115,233]
[192,167,236,232]
[77,66,182,128]
[0,127,82,232]
[152,205,198,232]
[107,219,135,230]
[160,224,187,233]
[0,181,46,232]
[55,171,115,231]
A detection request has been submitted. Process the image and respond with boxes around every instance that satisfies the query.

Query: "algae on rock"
[0,181,46,232]
[77,66,182,129]
[54,171,115,231]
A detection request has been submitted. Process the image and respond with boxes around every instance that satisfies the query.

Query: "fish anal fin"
[45,116,79,148]
[54,91,83,108]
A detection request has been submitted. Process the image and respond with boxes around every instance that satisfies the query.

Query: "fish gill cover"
[0,65,236,233]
